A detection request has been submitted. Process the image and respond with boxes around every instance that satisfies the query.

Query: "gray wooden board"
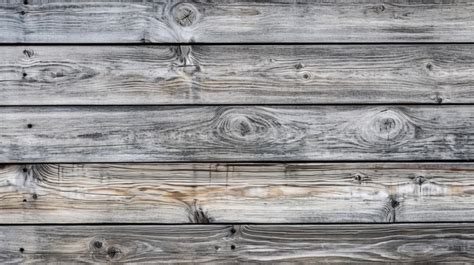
[1,45,473,104]
[1,106,474,162]
[1,163,474,223]
[0,1,474,43]
[1,224,474,263]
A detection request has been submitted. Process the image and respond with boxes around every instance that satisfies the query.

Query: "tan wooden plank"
[1,224,473,263]
[1,106,474,162]
[1,1,474,43]
[1,45,473,104]
[1,163,474,223]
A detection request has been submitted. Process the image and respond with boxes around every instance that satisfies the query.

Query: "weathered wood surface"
[1,106,474,162]
[2,45,474,105]
[2,163,474,223]
[1,224,474,263]
[1,0,474,43]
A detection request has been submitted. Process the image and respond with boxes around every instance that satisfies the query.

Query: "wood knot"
[27,123,33,129]
[210,107,305,149]
[172,3,199,27]
[174,46,200,74]
[89,238,108,252]
[389,196,400,209]
[353,173,369,183]
[23,49,34,58]
[106,246,122,260]
[379,117,396,133]
[384,195,401,222]
[353,108,414,149]
[426,63,433,71]
[373,5,385,13]
[295,63,304,70]
[228,226,238,238]
[93,241,103,249]
[297,71,312,81]
[90,238,123,261]
[176,46,192,65]
[186,200,213,223]
[412,175,426,185]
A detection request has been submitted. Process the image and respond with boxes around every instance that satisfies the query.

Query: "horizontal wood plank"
[1,0,474,43]
[1,224,474,263]
[1,163,474,223]
[2,45,474,104]
[1,106,474,162]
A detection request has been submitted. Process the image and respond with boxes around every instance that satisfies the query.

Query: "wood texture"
[2,163,474,223]
[2,45,474,105]
[3,0,474,263]
[1,224,474,263]
[1,106,474,162]
[1,0,474,43]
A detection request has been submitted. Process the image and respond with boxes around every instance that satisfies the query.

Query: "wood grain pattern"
[1,0,474,43]
[1,106,474,162]
[2,45,473,104]
[1,163,474,223]
[1,224,473,263]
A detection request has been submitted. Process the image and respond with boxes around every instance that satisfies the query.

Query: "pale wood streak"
[1,163,474,223]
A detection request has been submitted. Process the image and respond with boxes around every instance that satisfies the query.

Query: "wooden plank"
[1,106,474,162]
[2,163,474,223]
[1,0,474,43]
[1,224,473,263]
[2,45,474,105]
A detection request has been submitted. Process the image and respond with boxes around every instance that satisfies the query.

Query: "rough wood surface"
[2,45,473,104]
[1,224,474,263]
[1,0,474,43]
[1,106,474,162]
[1,163,474,223]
